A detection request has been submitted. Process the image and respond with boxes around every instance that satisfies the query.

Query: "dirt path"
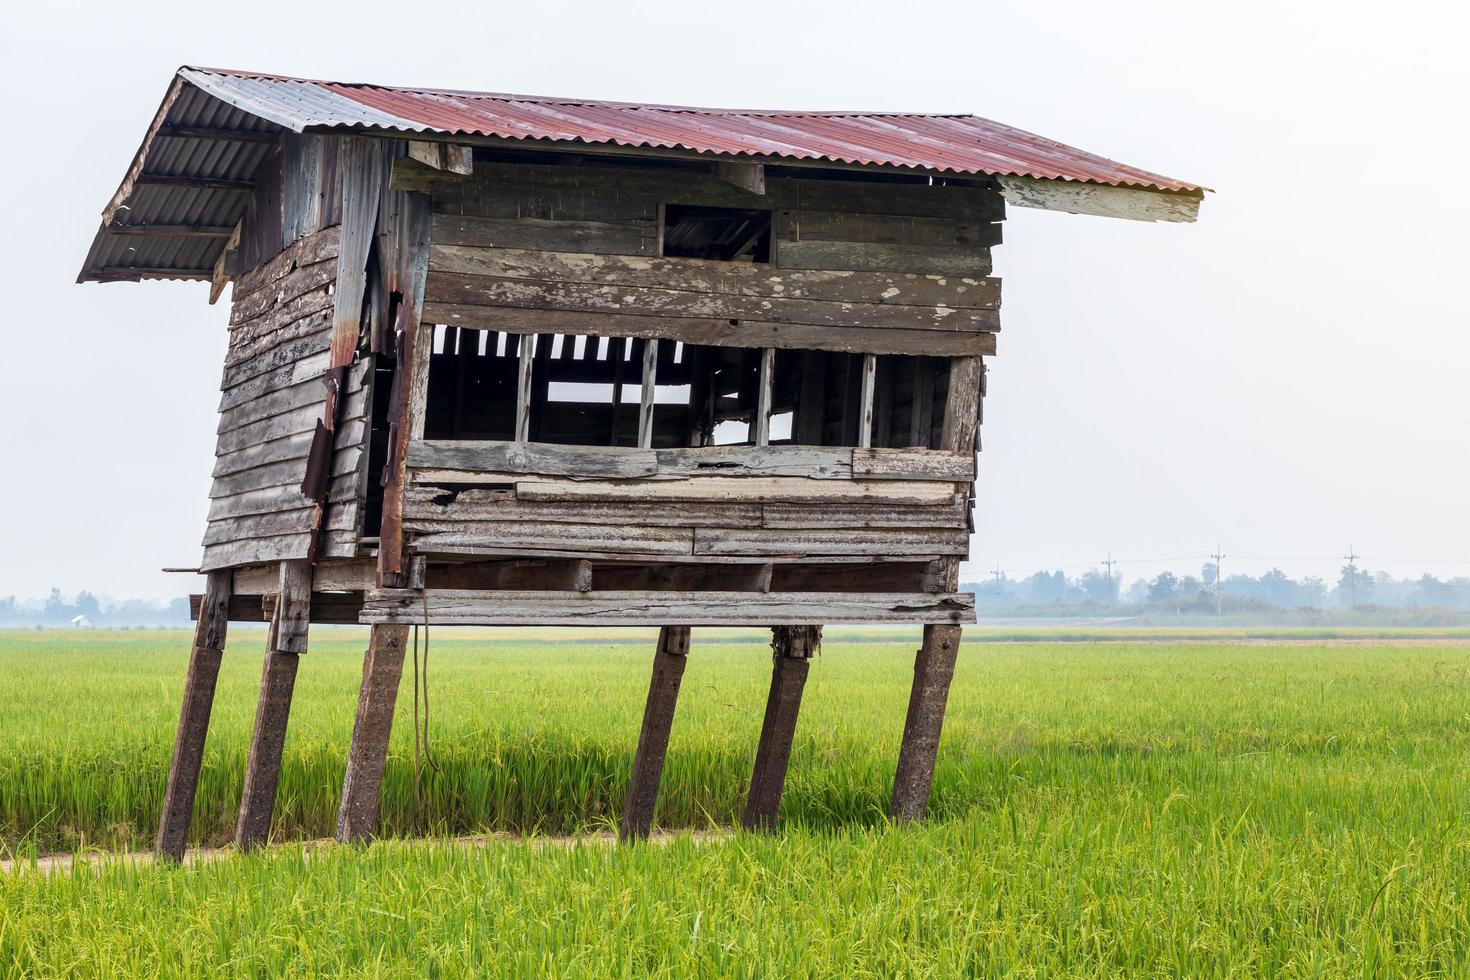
[1,828,732,876]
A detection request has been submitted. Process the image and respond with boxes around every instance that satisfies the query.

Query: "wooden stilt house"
[79,67,1204,858]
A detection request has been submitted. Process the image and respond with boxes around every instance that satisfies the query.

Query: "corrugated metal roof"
[80,66,1204,284]
[182,67,1202,193]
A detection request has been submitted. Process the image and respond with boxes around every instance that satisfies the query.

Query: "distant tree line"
[964,564,1470,615]
[0,589,191,628]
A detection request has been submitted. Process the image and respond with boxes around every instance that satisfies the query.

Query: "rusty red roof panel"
[180,67,1204,194]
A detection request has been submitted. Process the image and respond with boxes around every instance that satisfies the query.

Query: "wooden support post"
[638,338,659,449]
[514,333,535,442]
[235,560,310,850]
[858,353,877,449]
[619,626,691,842]
[754,348,775,446]
[889,624,963,822]
[742,625,820,832]
[335,624,410,843]
[155,570,232,862]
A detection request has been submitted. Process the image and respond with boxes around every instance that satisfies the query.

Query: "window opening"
[661,205,772,262]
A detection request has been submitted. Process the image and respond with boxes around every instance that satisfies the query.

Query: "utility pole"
[990,564,1004,587]
[1210,546,1226,616]
[1343,545,1360,609]
[1101,553,1117,583]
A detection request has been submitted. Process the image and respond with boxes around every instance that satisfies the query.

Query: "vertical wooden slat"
[795,350,826,445]
[515,334,535,443]
[155,569,232,862]
[609,338,628,446]
[236,560,311,850]
[889,624,962,822]
[858,353,877,449]
[638,338,660,449]
[754,348,775,446]
[941,356,984,452]
[335,624,410,843]
[910,362,936,449]
[619,626,691,842]
[742,625,820,831]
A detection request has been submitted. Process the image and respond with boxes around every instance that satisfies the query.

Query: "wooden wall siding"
[360,589,975,626]
[202,224,372,571]
[414,159,1001,359]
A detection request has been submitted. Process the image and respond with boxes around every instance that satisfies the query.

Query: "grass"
[2,628,1469,975]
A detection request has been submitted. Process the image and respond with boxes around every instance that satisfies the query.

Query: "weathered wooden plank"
[359,589,976,626]
[229,258,338,326]
[402,158,1004,221]
[225,302,333,368]
[202,508,318,546]
[208,447,360,498]
[219,329,332,392]
[754,348,774,447]
[858,353,877,449]
[997,175,1202,223]
[511,475,955,505]
[424,271,999,333]
[654,446,852,479]
[781,210,1002,249]
[941,356,984,455]
[232,224,342,301]
[761,497,968,529]
[693,527,969,557]
[407,440,658,478]
[777,240,993,277]
[421,301,995,358]
[217,351,330,409]
[211,431,315,478]
[216,363,368,436]
[403,487,761,529]
[200,534,312,572]
[207,484,313,522]
[428,245,1001,310]
[432,212,657,255]
[851,448,976,481]
[410,523,694,556]
[214,403,330,457]
[638,339,659,449]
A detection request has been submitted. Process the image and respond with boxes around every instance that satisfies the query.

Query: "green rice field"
[2,628,1469,975]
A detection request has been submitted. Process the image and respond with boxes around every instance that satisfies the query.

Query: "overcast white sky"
[1,0,1466,599]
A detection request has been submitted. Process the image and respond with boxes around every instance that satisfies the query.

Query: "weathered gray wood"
[360,590,976,626]
[890,624,963,822]
[432,212,657,255]
[217,351,330,410]
[203,507,318,545]
[211,419,365,479]
[761,496,968,529]
[208,447,360,498]
[716,160,765,195]
[510,475,958,505]
[754,348,774,447]
[408,440,658,478]
[693,527,969,557]
[655,445,851,479]
[201,533,312,572]
[743,625,820,831]
[515,334,534,442]
[403,488,762,529]
[236,560,310,849]
[428,245,1001,310]
[424,271,999,333]
[638,339,659,449]
[421,301,996,358]
[781,210,1002,248]
[232,224,342,300]
[997,175,1202,223]
[229,260,337,328]
[214,403,331,457]
[331,138,387,366]
[156,570,231,862]
[218,330,332,392]
[777,240,993,277]
[859,354,876,449]
[408,140,473,175]
[851,448,976,481]
[410,523,694,556]
[940,356,984,455]
[335,624,410,843]
[619,626,691,842]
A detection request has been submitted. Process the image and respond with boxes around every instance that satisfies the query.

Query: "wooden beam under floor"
[235,560,310,850]
[335,624,411,843]
[889,624,963,821]
[155,569,232,863]
[619,626,691,842]
[742,625,821,831]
